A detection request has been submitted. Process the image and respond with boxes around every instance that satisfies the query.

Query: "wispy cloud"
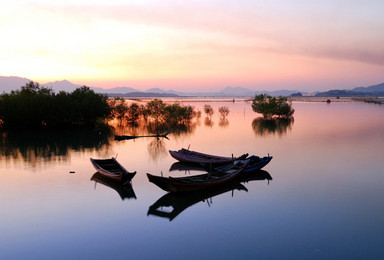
[1,0,384,90]
[31,1,384,66]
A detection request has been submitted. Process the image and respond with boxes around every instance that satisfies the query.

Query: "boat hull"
[147,160,249,193]
[214,155,273,173]
[169,148,237,165]
[90,158,136,183]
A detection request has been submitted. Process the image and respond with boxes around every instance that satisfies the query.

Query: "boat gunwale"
[90,157,136,182]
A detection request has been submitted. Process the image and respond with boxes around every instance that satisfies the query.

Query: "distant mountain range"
[1,76,383,97]
[315,83,384,97]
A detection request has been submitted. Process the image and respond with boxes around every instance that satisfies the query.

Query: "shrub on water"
[252,94,294,119]
[218,106,230,119]
[204,104,214,118]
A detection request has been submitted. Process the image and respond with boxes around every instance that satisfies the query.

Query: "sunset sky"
[1,0,383,92]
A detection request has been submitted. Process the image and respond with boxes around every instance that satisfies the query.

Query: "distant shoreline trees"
[0,81,110,129]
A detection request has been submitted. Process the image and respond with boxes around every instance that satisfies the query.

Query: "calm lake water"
[1,100,383,259]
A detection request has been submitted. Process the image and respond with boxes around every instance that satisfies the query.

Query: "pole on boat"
[206,163,213,180]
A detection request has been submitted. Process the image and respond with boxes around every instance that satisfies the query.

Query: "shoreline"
[118,96,384,104]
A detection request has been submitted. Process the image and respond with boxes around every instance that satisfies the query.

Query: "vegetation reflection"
[252,117,294,137]
[0,126,113,166]
[147,138,168,162]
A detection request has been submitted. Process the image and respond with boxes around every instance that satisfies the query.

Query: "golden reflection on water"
[219,118,229,128]
[147,138,168,162]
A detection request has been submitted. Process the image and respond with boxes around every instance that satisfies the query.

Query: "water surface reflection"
[91,172,136,200]
[219,118,229,128]
[147,138,168,162]
[148,170,272,221]
[0,126,113,167]
[252,117,294,136]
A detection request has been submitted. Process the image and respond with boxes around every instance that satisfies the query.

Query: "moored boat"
[90,157,136,183]
[147,160,249,193]
[213,155,273,173]
[169,148,247,165]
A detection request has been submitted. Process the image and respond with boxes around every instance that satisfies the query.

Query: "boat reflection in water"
[148,170,272,221]
[91,172,137,200]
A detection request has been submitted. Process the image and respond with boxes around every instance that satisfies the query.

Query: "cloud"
[2,1,384,90]
[27,1,384,67]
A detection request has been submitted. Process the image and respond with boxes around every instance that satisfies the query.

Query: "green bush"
[204,104,214,118]
[0,82,110,128]
[252,94,294,119]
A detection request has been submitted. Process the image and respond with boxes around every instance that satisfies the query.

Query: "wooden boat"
[173,155,273,174]
[147,160,249,193]
[90,157,136,183]
[148,170,272,221]
[169,148,248,165]
[115,132,169,141]
[91,172,137,200]
[213,155,273,173]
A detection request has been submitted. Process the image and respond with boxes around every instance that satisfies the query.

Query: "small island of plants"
[252,94,295,119]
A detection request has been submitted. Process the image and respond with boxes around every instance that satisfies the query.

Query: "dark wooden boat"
[174,155,273,174]
[115,132,169,141]
[90,157,136,183]
[148,170,272,221]
[147,160,249,193]
[169,148,247,165]
[213,155,273,173]
[91,172,137,200]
